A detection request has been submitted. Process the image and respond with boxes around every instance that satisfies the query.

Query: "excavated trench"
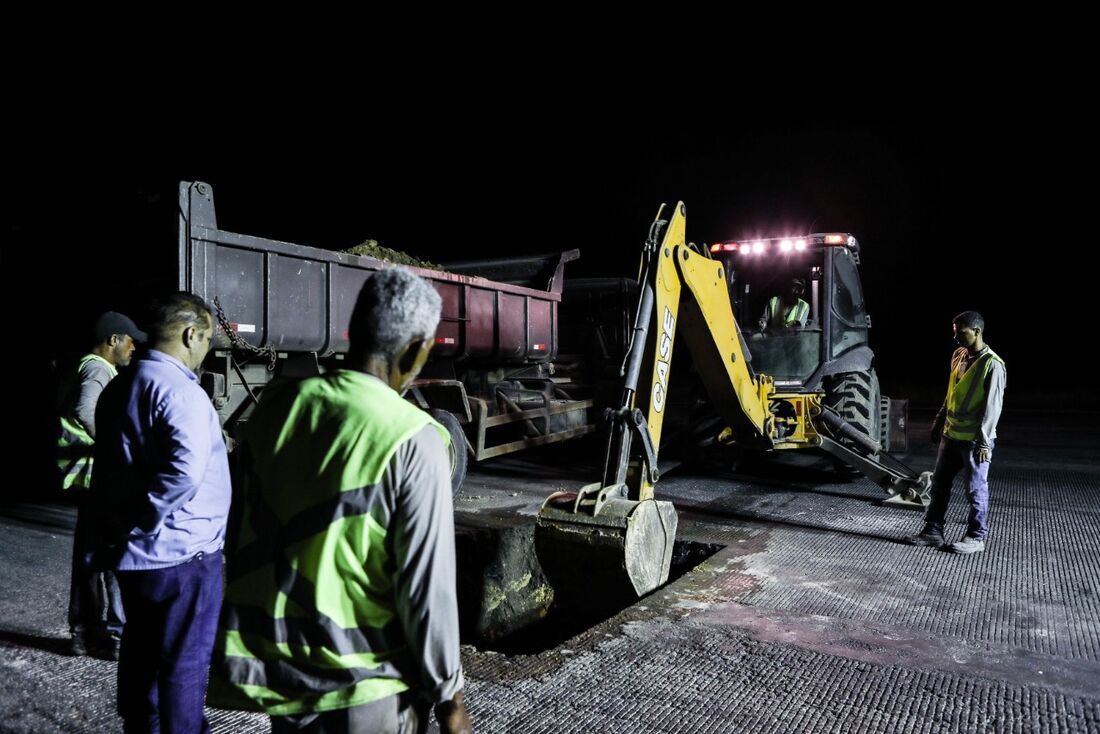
[455,518,721,654]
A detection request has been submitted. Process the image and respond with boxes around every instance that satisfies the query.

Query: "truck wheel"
[429,409,468,496]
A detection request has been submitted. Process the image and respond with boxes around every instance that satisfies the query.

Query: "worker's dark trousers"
[924,437,994,540]
[68,495,125,640]
[115,550,223,734]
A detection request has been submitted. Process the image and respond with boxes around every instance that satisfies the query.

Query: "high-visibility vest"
[766,296,809,328]
[944,347,1004,441]
[213,370,449,715]
[57,354,116,490]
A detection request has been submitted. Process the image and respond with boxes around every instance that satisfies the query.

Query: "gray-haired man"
[214,268,472,734]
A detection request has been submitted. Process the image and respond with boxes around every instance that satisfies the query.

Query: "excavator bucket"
[535,486,679,602]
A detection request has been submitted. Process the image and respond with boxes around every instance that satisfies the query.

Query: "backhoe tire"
[825,370,881,441]
[429,409,469,496]
[824,370,881,475]
[879,395,892,449]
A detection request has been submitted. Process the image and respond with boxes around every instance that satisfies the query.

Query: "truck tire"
[429,409,468,496]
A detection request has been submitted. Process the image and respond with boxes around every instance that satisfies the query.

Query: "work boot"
[68,633,88,657]
[91,636,121,661]
[906,525,944,548]
[949,536,985,555]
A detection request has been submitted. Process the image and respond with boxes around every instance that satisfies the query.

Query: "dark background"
[6,112,1096,486]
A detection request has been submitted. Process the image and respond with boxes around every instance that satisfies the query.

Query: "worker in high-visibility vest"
[212,269,472,734]
[759,277,810,332]
[57,311,145,659]
[908,311,1006,555]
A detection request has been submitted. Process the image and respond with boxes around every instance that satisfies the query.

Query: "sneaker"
[949,536,985,554]
[906,526,944,547]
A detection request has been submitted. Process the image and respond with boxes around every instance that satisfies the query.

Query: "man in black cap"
[57,311,147,658]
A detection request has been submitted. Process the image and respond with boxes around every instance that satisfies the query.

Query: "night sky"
[8,114,1096,446]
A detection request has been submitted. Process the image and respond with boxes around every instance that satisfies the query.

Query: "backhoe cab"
[711,233,887,455]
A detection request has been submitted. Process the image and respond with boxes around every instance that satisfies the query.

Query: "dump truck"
[536,202,931,600]
[177,180,596,491]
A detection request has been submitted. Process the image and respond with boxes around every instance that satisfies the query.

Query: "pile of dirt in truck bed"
[340,240,442,271]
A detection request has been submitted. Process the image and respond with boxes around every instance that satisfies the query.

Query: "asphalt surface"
[2,411,1097,733]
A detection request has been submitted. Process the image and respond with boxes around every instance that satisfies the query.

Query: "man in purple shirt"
[91,292,231,734]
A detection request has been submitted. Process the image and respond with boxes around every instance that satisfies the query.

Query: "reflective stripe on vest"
[944,347,1003,441]
[57,354,115,490]
[214,370,449,715]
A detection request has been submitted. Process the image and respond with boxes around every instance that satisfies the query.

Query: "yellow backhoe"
[535,202,931,599]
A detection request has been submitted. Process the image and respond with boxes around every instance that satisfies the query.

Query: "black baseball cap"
[94,311,148,343]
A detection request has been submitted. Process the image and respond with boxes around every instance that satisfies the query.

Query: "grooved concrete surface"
[456,413,1100,733]
[2,413,1098,732]
[466,619,1098,734]
[0,515,270,734]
